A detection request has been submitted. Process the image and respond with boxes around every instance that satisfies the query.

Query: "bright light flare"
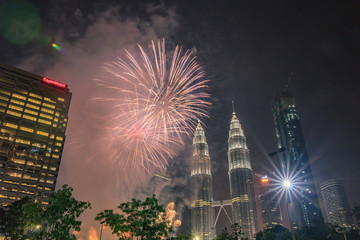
[283,179,292,189]
[51,43,62,51]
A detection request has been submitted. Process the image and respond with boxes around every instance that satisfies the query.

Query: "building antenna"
[232,100,235,114]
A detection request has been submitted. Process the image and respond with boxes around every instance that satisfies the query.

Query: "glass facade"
[258,176,282,229]
[190,121,215,240]
[0,63,71,206]
[272,91,322,228]
[228,113,258,239]
[320,180,355,229]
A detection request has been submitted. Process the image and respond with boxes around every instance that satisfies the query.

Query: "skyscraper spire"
[227,109,258,239]
[191,122,215,240]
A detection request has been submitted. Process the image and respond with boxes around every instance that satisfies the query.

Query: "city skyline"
[1,0,359,238]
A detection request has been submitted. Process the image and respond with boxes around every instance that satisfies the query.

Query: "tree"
[95,195,173,240]
[353,202,360,224]
[255,225,292,240]
[0,185,91,240]
[0,197,33,240]
[42,184,91,240]
[215,223,247,240]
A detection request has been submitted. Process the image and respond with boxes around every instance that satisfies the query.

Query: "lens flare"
[95,39,211,178]
[51,43,62,51]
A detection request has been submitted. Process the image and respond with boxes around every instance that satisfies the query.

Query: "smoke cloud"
[15,3,187,238]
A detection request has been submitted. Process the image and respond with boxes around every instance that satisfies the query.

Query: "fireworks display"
[95,39,211,177]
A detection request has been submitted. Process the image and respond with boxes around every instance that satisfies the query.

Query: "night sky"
[1,0,360,238]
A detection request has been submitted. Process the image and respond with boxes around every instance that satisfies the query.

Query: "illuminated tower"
[0,63,71,206]
[272,91,323,228]
[228,110,258,239]
[190,121,215,240]
[320,180,355,229]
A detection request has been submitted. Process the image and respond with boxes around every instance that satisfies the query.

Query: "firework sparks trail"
[95,39,211,178]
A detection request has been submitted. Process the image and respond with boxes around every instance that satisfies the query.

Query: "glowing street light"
[283,179,292,189]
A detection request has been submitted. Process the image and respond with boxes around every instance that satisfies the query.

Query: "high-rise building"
[190,121,215,240]
[228,112,258,239]
[320,180,355,229]
[258,176,282,229]
[272,91,323,228]
[0,63,71,206]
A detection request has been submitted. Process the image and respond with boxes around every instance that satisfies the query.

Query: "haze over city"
[1,0,360,239]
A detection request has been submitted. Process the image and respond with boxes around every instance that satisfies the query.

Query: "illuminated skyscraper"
[228,111,258,239]
[190,121,215,240]
[258,176,282,229]
[320,180,355,229]
[0,63,71,206]
[272,91,323,228]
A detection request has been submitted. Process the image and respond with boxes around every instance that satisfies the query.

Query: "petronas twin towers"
[191,110,258,239]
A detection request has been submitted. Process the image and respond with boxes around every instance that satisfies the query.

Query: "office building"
[320,180,355,229]
[258,176,282,229]
[272,91,322,228]
[0,63,71,206]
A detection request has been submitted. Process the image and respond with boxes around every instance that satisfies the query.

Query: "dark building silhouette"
[258,176,282,229]
[0,63,71,206]
[272,91,323,228]
[320,179,355,229]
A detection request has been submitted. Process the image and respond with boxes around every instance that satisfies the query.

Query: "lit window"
[46,180,54,184]
[56,136,63,141]
[24,109,38,115]
[6,110,21,117]
[3,122,18,129]
[38,119,51,125]
[29,93,42,99]
[55,112,60,117]
[8,104,23,111]
[11,158,25,164]
[10,99,25,106]
[42,103,55,109]
[28,98,41,105]
[44,97,56,103]
[19,126,34,133]
[8,172,22,178]
[52,154,59,159]
[54,117,58,122]
[55,142,62,147]
[26,103,40,110]
[50,167,56,171]
[52,124,57,127]
[41,108,54,114]
[16,139,31,145]
[39,113,52,120]
[36,130,49,137]
[23,114,37,121]
[0,95,9,101]
[0,89,10,95]
[12,93,26,100]
[50,134,55,139]
[58,97,64,102]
